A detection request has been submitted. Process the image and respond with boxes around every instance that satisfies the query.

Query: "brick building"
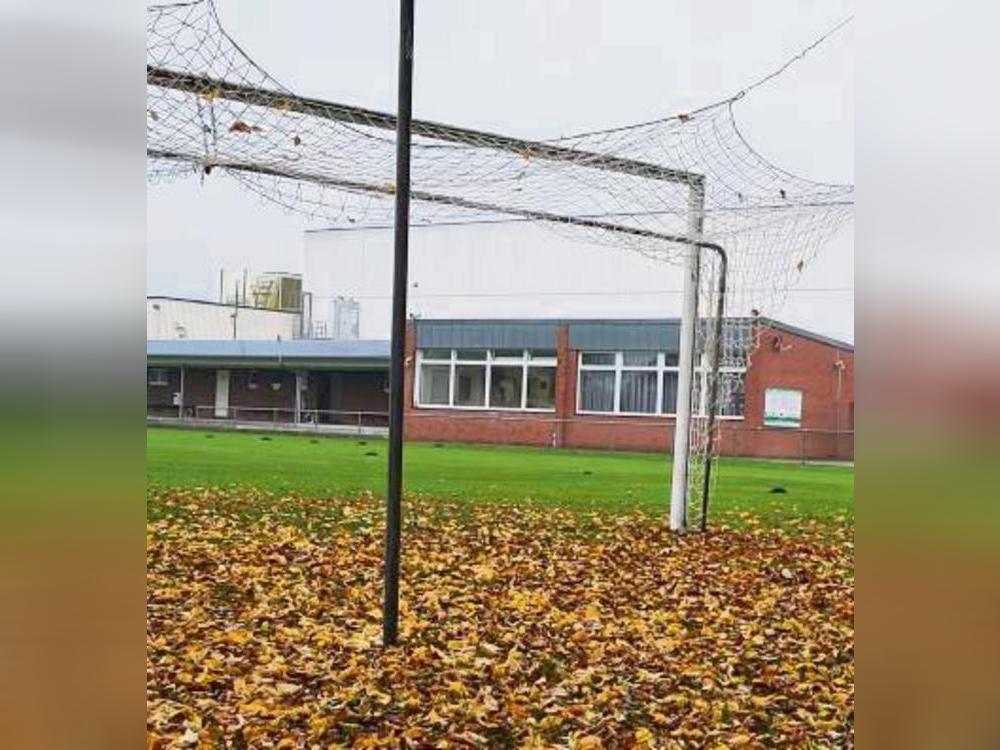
[146,317,853,459]
[405,318,853,460]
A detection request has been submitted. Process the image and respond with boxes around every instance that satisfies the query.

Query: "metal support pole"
[383,0,415,648]
[232,281,239,339]
[178,366,186,419]
[669,180,705,532]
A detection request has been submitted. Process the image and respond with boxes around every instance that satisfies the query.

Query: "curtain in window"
[580,370,615,412]
[419,364,450,405]
[620,370,657,413]
[662,371,679,413]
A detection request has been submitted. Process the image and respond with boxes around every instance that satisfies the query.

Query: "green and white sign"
[764,387,802,428]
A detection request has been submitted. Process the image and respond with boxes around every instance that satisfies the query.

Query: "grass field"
[147,427,852,525]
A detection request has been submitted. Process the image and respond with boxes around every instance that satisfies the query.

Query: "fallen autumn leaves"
[147,490,853,749]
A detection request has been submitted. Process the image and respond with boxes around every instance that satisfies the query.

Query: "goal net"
[147,0,853,529]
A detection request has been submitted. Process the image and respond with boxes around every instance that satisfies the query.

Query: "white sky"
[147,0,854,342]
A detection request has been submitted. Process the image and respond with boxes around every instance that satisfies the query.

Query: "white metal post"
[669,179,705,531]
[178,365,185,419]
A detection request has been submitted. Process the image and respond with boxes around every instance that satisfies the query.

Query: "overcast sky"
[147,0,854,342]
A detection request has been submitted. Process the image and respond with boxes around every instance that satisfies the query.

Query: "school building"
[146,317,853,460]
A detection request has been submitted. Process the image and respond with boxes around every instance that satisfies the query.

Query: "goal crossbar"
[147,66,703,187]
[148,148,700,246]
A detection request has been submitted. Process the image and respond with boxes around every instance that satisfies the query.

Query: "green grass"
[147,427,852,525]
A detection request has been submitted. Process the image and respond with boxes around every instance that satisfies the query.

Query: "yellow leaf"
[473,563,497,582]
[577,735,603,749]
[309,717,329,740]
[224,629,252,645]
[634,727,655,748]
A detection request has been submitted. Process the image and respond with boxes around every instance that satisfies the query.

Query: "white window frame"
[414,348,557,412]
[576,351,746,420]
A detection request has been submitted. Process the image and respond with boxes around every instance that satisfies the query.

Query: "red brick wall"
[229,369,296,421]
[403,321,854,460]
[740,323,854,459]
[327,371,388,413]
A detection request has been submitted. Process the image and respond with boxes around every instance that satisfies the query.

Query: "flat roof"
[147,339,389,368]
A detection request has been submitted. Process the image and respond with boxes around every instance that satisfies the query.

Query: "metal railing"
[148,403,389,432]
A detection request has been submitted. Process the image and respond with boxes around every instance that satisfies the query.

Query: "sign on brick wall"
[764,388,803,428]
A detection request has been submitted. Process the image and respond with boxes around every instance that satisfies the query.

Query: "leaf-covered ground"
[147,490,853,749]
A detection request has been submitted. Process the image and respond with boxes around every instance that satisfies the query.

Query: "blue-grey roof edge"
[147,339,390,362]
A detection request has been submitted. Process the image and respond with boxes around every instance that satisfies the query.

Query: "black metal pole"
[383,0,415,648]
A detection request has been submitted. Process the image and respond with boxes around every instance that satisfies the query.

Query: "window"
[716,371,746,418]
[577,351,746,418]
[492,349,523,359]
[147,368,169,386]
[580,370,616,412]
[454,364,486,406]
[490,365,523,408]
[620,350,658,414]
[415,348,557,411]
[247,370,259,390]
[526,366,555,409]
[620,370,658,413]
[623,351,657,367]
[581,352,615,366]
[661,371,679,413]
[419,364,450,405]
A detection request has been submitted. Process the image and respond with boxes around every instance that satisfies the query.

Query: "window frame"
[147,367,169,387]
[576,351,746,420]
[414,348,557,412]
